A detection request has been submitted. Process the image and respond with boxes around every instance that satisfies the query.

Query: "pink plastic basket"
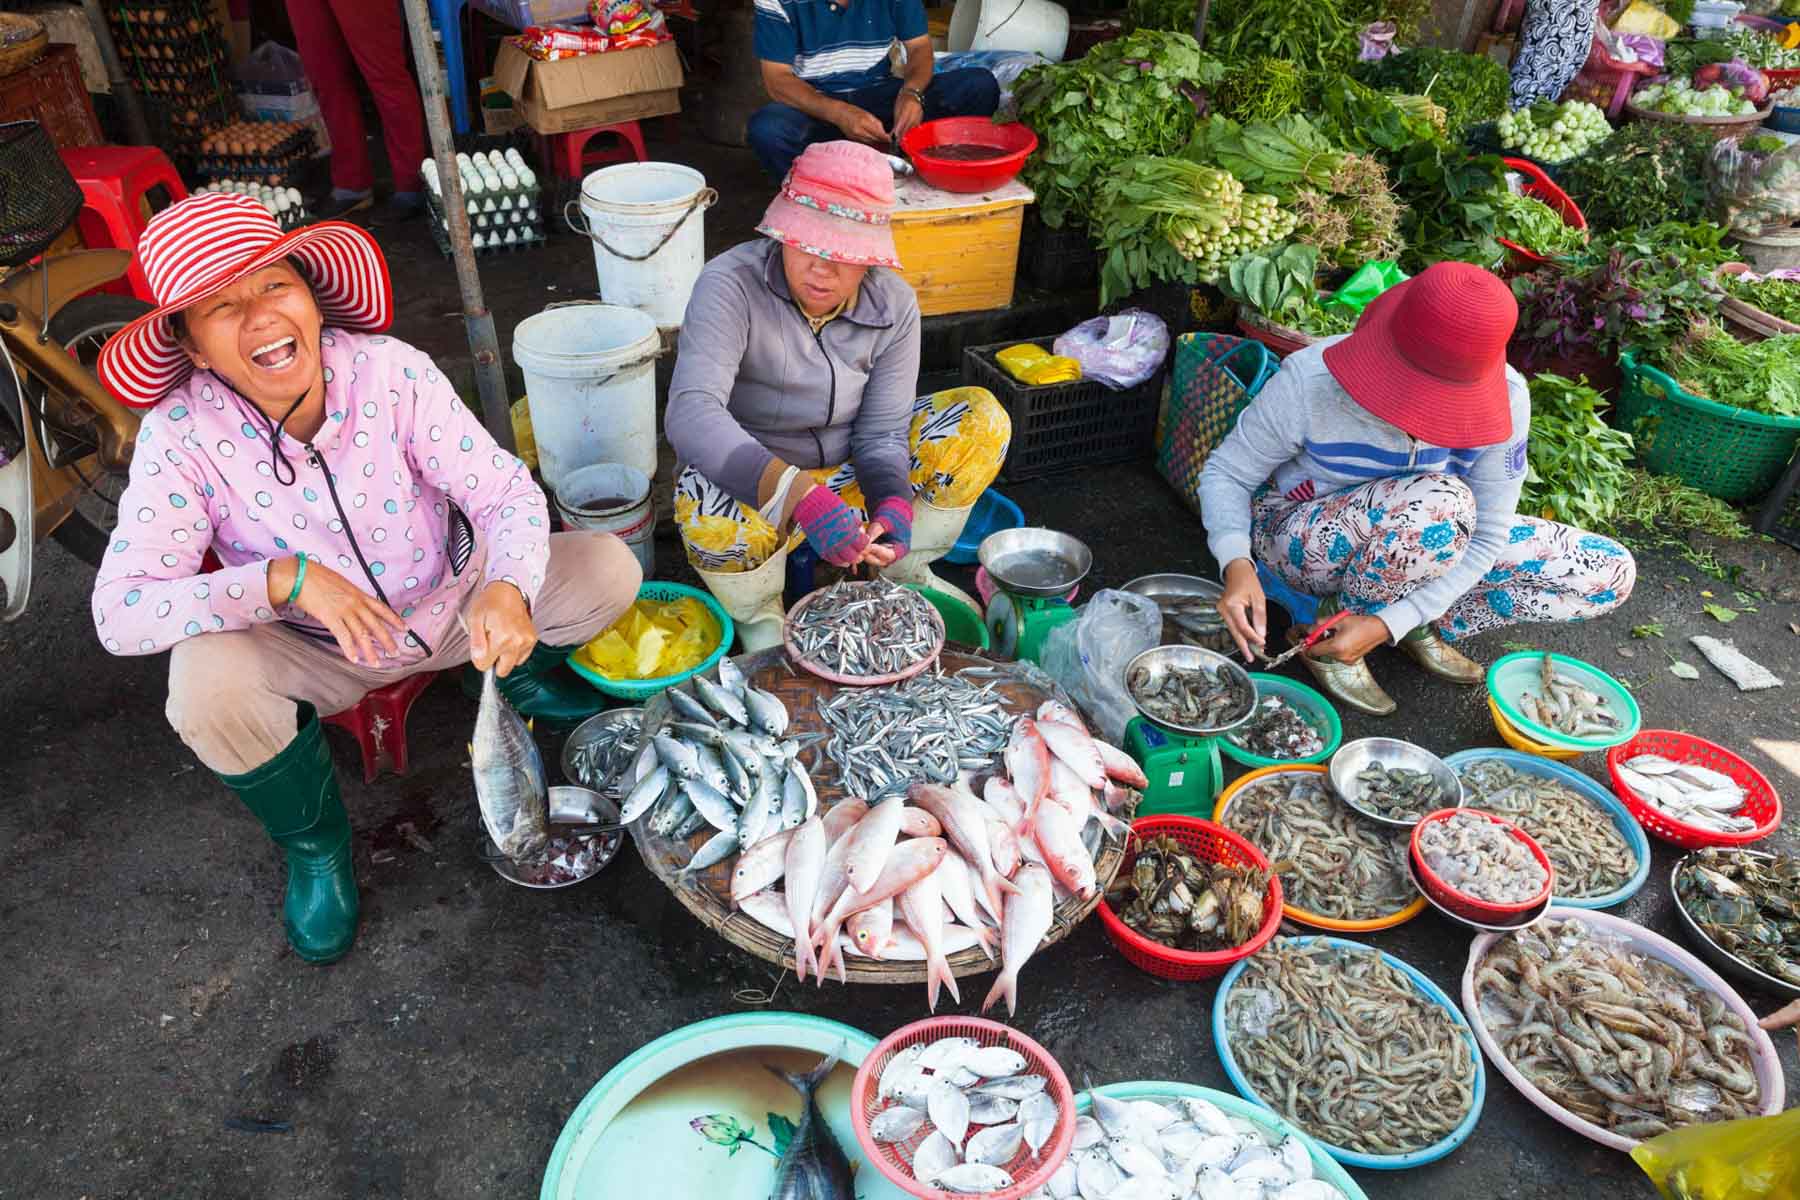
[782,581,946,686]
[850,1017,1076,1199]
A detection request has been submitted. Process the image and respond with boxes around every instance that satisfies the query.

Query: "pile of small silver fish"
[1040,1090,1349,1200]
[1519,653,1624,738]
[1614,754,1754,834]
[1458,759,1637,899]
[564,710,643,795]
[870,1036,1056,1195]
[471,665,551,864]
[1676,849,1800,987]
[1226,939,1477,1156]
[769,1051,855,1200]
[1475,918,1763,1139]
[789,579,939,678]
[815,670,1016,801]
[624,656,817,878]
[1417,811,1549,905]
[734,701,1145,1013]
[1105,834,1272,953]
[1128,660,1253,730]
[1225,696,1325,760]
[1221,774,1416,922]
[1148,592,1234,653]
[1352,761,1447,822]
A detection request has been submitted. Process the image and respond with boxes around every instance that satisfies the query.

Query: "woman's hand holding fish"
[469,580,538,676]
[1218,558,1267,663]
[1304,613,1387,664]
[275,557,406,666]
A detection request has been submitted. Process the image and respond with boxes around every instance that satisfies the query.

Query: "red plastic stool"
[323,671,443,783]
[58,146,188,306]
[538,121,648,182]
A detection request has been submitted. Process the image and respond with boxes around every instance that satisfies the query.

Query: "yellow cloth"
[1612,1,1679,37]
[574,596,721,680]
[994,343,1082,386]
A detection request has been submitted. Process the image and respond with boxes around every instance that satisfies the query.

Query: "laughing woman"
[91,194,641,963]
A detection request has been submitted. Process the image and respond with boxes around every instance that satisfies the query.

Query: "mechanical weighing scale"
[1122,644,1258,819]
[977,527,1092,665]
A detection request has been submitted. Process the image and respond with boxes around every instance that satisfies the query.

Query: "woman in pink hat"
[1199,262,1636,715]
[665,140,1011,646]
[91,192,641,963]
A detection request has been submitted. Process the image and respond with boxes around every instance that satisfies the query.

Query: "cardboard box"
[493,39,683,134]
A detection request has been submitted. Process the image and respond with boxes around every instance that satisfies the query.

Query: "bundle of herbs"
[1659,324,1800,418]
[1521,373,1635,528]
[1720,270,1800,323]
[1493,189,1587,258]
[1214,57,1305,122]
[1557,122,1717,231]
[1203,0,1361,72]
[1354,48,1510,139]
[1093,157,1296,304]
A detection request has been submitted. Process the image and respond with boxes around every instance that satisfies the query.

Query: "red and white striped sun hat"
[98,192,393,409]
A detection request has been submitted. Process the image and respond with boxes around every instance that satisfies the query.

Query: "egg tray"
[430,180,543,224]
[426,215,545,258]
[196,145,315,186]
[426,188,545,236]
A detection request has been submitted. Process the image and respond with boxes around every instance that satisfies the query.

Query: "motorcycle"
[0,120,152,621]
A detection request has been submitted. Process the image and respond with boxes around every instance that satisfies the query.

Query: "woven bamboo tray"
[1623,100,1774,142]
[0,15,47,75]
[1712,261,1800,340]
[629,646,1135,984]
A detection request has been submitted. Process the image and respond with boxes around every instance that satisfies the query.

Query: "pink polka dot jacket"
[91,329,550,665]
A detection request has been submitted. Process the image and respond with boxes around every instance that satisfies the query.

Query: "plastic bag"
[591,0,667,36]
[1052,309,1170,391]
[1358,20,1396,60]
[1708,133,1800,234]
[1614,0,1681,37]
[1039,589,1162,744]
[996,343,1082,385]
[1322,261,1406,316]
[1631,1108,1800,1199]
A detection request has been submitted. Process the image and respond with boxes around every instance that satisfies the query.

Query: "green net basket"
[1615,350,1800,503]
[1155,332,1279,516]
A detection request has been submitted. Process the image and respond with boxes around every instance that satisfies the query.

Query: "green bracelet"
[285,554,308,606]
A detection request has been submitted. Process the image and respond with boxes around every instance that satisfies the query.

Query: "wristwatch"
[900,86,926,106]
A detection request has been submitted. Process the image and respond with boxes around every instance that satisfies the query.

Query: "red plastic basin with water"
[901,118,1037,193]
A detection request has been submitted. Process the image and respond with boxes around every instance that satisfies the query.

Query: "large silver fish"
[767,1051,854,1200]
[471,666,549,863]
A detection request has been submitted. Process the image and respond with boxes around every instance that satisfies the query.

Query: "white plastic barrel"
[512,304,660,490]
[948,0,1068,61]
[572,163,717,330]
[555,463,656,578]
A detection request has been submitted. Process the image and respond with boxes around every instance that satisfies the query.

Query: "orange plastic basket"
[1498,156,1588,273]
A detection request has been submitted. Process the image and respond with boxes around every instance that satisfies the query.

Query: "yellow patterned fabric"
[674,387,1010,572]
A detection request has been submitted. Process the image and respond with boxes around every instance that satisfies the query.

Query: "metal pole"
[1192,0,1212,50]
[82,0,152,145]
[398,0,515,453]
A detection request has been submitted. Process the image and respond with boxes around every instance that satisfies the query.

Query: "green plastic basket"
[1219,673,1343,769]
[565,582,734,701]
[1616,350,1800,503]
[1155,332,1279,517]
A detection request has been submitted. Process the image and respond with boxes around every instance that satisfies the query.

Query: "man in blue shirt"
[751,0,1000,180]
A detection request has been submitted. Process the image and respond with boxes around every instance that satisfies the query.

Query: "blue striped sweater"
[1198,334,1531,641]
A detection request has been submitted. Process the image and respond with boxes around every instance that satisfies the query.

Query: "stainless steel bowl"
[1329,737,1465,828]
[1121,573,1232,653]
[487,787,626,890]
[1124,644,1256,737]
[978,527,1093,599]
[559,706,645,796]
[1669,852,1800,1001]
[1407,855,1550,933]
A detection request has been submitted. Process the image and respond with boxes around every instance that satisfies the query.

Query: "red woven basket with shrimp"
[850,1016,1075,1200]
[1605,731,1782,850]
[1410,808,1554,923]
[1096,815,1282,981]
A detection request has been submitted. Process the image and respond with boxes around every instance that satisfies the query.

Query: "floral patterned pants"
[1251,473,1636,641]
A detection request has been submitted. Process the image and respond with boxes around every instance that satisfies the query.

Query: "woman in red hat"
[1200,262,1636,715]
[91,193,641,963]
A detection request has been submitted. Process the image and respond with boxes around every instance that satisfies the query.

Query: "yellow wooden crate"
[889,176,1033,317]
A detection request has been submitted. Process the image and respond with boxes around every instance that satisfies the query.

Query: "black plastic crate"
[1020,211,1098,293]
[1753,452,1800,551]
[962,337,1164,482]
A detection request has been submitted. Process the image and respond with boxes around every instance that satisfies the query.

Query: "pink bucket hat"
[757,141,901,269]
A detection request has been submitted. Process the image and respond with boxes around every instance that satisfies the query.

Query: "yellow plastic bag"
[1613,0,1679,38]
[510,396,539,471]
[994,343,1082,386]
[576,596,721,680]
[1631,1109,1800,1199]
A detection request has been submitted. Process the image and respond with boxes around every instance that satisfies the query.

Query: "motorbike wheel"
[39,293,152,568]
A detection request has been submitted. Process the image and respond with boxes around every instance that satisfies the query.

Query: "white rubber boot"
[879,498,981,618]
[695,548,789,653]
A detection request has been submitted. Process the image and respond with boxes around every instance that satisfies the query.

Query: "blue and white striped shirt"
[754,0,928,95]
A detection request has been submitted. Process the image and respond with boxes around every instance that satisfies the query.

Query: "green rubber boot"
[461,643,604,727]
[220,704,359,963]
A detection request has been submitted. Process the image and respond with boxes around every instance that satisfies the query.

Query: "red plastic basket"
[1095,816,1282,981]
[1498,157,1588,273]
[900,117,1037,193]
[1409,808,1554,923]
[1605,731,1783,850]
[850,1016,1075,1199]
[1765,68,1800,90]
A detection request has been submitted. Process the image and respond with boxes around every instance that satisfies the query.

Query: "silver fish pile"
[1044,1090,1349,1200]
[1221,774,1416,922]
[1128,661,1253,730]
[768,1051,855,1200]
[1418,811,1548,905]
[1352,761,1446,822]
[471,666,550,864]
[1226,939,1477,1156]
[790,579,939,678]
[1458,759,1637,899]
[815,669,1016,801]
[1225,696,1325,760]
[1149,593,1234,653]
[869,1036,1054,1195]
[1614,754,1754,834]
[1520,653,1624,738]
[564,710,643,794]
[1676,849,1800,987]
[1475,918,1763,1139]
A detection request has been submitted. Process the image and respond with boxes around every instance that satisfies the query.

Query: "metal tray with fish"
[978,527,1092,599]
[1406,854,1550,933]
[1120,573,1234,654]
[561,707,645,797]
[1671,850,1800,1001]
[486,785,627,889]
[1462,908,1787,1153]
[1328,737,1463,827]
[1125,645,1256,737]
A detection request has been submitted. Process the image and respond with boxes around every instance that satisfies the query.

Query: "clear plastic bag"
[1631,1108,1800,1199]
[1040,589,1163,744]
[1053,310,1171,391]
[1709,133,1800,235]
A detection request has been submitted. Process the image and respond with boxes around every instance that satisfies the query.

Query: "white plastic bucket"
[555,462,656,578]
[512,303,661,489]
[569,163,717,330]
[948,0,1068,61]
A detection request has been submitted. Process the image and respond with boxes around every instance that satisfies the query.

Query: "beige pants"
[167,531,642,775]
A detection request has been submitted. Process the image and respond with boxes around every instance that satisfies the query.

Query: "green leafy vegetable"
[1658,324,1800,418]
[1609,467,1751,541]
[1215,57,1305,122]
[1493,190,1586,257]
[1557,122,1718,232]
[1205,0,1362,73]
[1720,271,1800,323]
[1522,373,1636,529]
[1354,48,1510,139]
[1092,157,1296,303]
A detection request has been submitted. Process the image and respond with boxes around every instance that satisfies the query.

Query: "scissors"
[1256,608,1355,670]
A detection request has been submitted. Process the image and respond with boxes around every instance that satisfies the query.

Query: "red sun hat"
[1321,261,1518,446]
[98,192,393,409]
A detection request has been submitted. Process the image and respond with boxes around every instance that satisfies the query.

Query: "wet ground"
[3,116,1798,1198]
